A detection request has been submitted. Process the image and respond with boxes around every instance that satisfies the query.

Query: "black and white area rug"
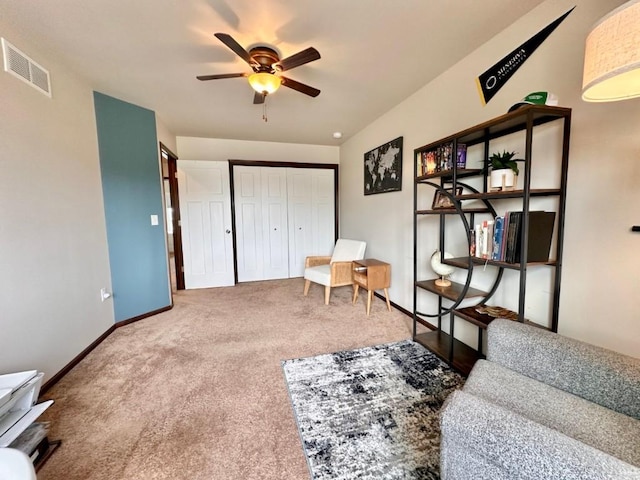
[282,340,465,480]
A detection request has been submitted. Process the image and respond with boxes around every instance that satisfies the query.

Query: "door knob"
[226,229,231,234]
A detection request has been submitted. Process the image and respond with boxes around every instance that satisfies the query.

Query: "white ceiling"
[1,0,547,145]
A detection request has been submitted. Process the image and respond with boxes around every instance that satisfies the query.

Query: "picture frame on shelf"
[364,136,403,195]
[432,187,462,209]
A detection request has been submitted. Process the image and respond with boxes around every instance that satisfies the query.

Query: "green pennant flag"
[477,7,575,105]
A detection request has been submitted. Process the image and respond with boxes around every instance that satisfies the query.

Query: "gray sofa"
[440,318,640,480]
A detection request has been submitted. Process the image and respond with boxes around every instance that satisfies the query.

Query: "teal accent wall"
[94,92,170,322]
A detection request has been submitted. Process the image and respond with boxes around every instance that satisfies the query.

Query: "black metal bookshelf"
[412,105,571,375]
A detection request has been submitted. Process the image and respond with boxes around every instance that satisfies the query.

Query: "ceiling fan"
[197,33,321,105]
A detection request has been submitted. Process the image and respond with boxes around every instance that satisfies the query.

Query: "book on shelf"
[437,144,452,171]
[456,144,467,168]
[472,211,555,264]
[482,220,494,259]
[469,228,476,256]
[515,211,556,263]
[492,216,504,261]
[506,212,522,263]
[425,151,437,175]
[472,220,494,259]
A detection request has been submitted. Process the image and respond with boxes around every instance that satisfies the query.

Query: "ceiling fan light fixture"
[248,72,282,95]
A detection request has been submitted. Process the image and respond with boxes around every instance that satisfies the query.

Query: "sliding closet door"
[287,168,335,277]
[234,166,289,282]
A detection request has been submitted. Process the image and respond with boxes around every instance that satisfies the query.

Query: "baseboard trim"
[40,304,173,396]
[114,305,172,328]
[373,291,435,331]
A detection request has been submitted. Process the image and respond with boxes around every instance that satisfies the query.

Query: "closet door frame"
[229,160,339,285]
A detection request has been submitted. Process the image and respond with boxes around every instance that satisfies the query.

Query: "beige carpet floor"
[38,278,417,479]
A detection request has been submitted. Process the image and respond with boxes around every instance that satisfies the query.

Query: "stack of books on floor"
[470,211,556,263]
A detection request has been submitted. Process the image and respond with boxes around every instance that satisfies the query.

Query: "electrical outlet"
[100,288,111,302]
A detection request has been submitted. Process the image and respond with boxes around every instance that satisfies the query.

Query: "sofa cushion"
[440,390,640,480]
[487,319,640,419]
[464,359,640,467]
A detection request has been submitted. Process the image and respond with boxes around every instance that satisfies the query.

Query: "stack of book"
[470,211,556,263]
[418,143,467,175]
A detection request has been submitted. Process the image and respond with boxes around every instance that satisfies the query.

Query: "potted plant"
[489,150,520,191]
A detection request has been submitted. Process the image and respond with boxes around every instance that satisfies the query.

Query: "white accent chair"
[303,239,366,305]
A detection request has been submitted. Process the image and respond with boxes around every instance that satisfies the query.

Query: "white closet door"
[311,169,336,257]
[234,166,289,282]
[287,169,313,277]
[178,160,234,288]
[287,168,335,277]
[234,166,264,282]
[260,168,289,280]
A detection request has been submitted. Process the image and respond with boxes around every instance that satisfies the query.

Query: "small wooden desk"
[352,259,391,316]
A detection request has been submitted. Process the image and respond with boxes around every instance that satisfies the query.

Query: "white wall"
[177,137,339,164]
[156,115,177,156]
[0,22,115,379]
[339,0,639,357]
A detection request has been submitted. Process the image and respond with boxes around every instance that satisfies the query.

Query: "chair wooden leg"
[384,288,391,311]
[303,280,311,296]
[324,286,331,305]
[352,284,359,305]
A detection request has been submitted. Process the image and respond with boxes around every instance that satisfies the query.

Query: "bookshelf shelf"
[412,105,571,375]
[443,256,557,270]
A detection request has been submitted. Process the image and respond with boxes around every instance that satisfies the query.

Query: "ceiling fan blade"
[197,73,247,81]
[281,76,320,97]
[274,47,321,72]
[253,91,266,104]
[214,33,255,66]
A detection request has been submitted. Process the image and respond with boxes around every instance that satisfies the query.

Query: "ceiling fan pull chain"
[262,95,268,122]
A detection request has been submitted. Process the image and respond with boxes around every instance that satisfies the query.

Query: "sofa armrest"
[304,256,331,268]
[440,390,640,480]
[487,319,640,419]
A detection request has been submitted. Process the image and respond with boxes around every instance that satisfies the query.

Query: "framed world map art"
[364,136,403,195]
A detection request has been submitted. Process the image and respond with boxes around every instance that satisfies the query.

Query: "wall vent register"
[2,38,51,97]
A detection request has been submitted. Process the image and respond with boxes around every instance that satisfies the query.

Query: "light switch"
[150,215,159,226]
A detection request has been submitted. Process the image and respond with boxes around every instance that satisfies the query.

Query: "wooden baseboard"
[114,305,172,328]
[40,304,173,396]
[373,291,435,331]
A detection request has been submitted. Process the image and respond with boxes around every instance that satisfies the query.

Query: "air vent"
[2,38,51,97]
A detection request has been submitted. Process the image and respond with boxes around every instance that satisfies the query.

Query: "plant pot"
[490,168,517,191]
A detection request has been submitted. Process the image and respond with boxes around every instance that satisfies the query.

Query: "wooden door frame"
[160,143,185,290]
[228,160,339,284]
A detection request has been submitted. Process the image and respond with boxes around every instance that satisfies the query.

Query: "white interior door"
[287,168,335,277]
[178,160,234,288]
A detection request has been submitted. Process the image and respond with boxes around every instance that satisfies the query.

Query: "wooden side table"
[352,259,391,316]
